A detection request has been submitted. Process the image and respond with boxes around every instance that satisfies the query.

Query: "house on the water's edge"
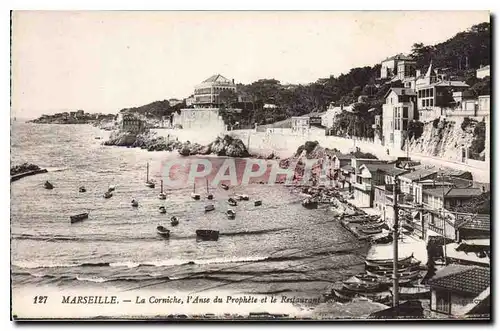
[427,264,490,317]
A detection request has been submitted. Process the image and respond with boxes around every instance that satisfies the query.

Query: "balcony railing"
[353,182,372,191]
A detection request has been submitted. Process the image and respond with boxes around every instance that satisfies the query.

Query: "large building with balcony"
[380,53,415,80]
[382,87,417,150]
[416,62,469,122]
[193,74,237,107]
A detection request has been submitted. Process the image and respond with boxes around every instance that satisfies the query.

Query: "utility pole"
[392,175,400,307]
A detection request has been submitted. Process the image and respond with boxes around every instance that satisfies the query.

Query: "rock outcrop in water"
[104,130,250,157]
[11,163,48,182]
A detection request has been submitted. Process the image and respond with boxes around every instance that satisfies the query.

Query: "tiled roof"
[428,264,490,295]
[459,214,490,231]
[362,163,405,175]
[382,53,414,62]
[423,187,449,197]
[400,167,438,181]
[446,188,483,198]
[202,74,232,83]
[430,81,470,88]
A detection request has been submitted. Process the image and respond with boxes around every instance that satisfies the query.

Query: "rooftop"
[400,167,438,181]
[382,53,414,62]
[427,264,490,295]
[362,163,408,176]
[202,74,233,84]
[430,80,470,88]
[458,214,490,231]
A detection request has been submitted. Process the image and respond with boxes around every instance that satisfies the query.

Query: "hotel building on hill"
[193,74,237,107]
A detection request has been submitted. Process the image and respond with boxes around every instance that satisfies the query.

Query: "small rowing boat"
[226,209,236,219]
[228,198,237,206]
[159,206,167,214]
[302,198,318,209]
[70,213,89,224]
[131,199,139,207]
[156,225,170,238]
[104,191,113,199]
[204,204,215,212]
[171,216,179,226]
[196,229,219,241]
[221,183,229,190]
[44,181,54,190]
[108,185,115,192]
[236,194,249,201]
[79,186,86,193]
[254,200,262,207]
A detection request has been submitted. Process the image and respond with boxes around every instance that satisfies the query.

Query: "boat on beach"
[343,282,385,293]
[44,181,54,189]
[145,162,155,188]
[204,204,215,212]
[104,191,113,199]
[159,206,167,214]
[156,225,170,238]
[158,180,167,200]
[191,183,201,200]
[79,186,86,193]
[131,199,139,207]
[70,212,89,224]
[226,209,236,219]
[196,229,219,241]
[359,227,383,235]
[171,216,179,226]
[365,257,421,270]
[366,269,420,280]
[228,198,237,206]
[302,198,318,209]
[365,254,415,266]
[254,200,262,207]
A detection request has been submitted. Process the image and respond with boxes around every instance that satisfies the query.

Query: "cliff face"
[405,118,478,161]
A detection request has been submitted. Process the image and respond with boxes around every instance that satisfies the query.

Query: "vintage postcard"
[10,11,491,321]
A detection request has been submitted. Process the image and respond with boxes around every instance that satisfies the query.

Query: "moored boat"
[171,216,179,226]
[108,185,115,192]
[145,162,155,188]
[156,225,170,238]
[228,198,237,206]
[206,178,213,200]
[236,194,249,201]
[204,204,215,212]
[254,200,262,207]
[158,180,167,200]
[44,181,54,190]
[221,183,229,190]
[131,199,139,207]
[226,209,236,219]
[196,229,219,240]
[159,206,167,214]
[333,289,354,301]
[79,186,86,193]
[70,212,89,224]
[104,191,113,199]
[191,183,201,200]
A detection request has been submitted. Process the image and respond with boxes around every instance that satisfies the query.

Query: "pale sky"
[11,11,489,118]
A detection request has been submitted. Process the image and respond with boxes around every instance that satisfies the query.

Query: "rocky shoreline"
[103,130,251,157]
[11,163,47,182]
